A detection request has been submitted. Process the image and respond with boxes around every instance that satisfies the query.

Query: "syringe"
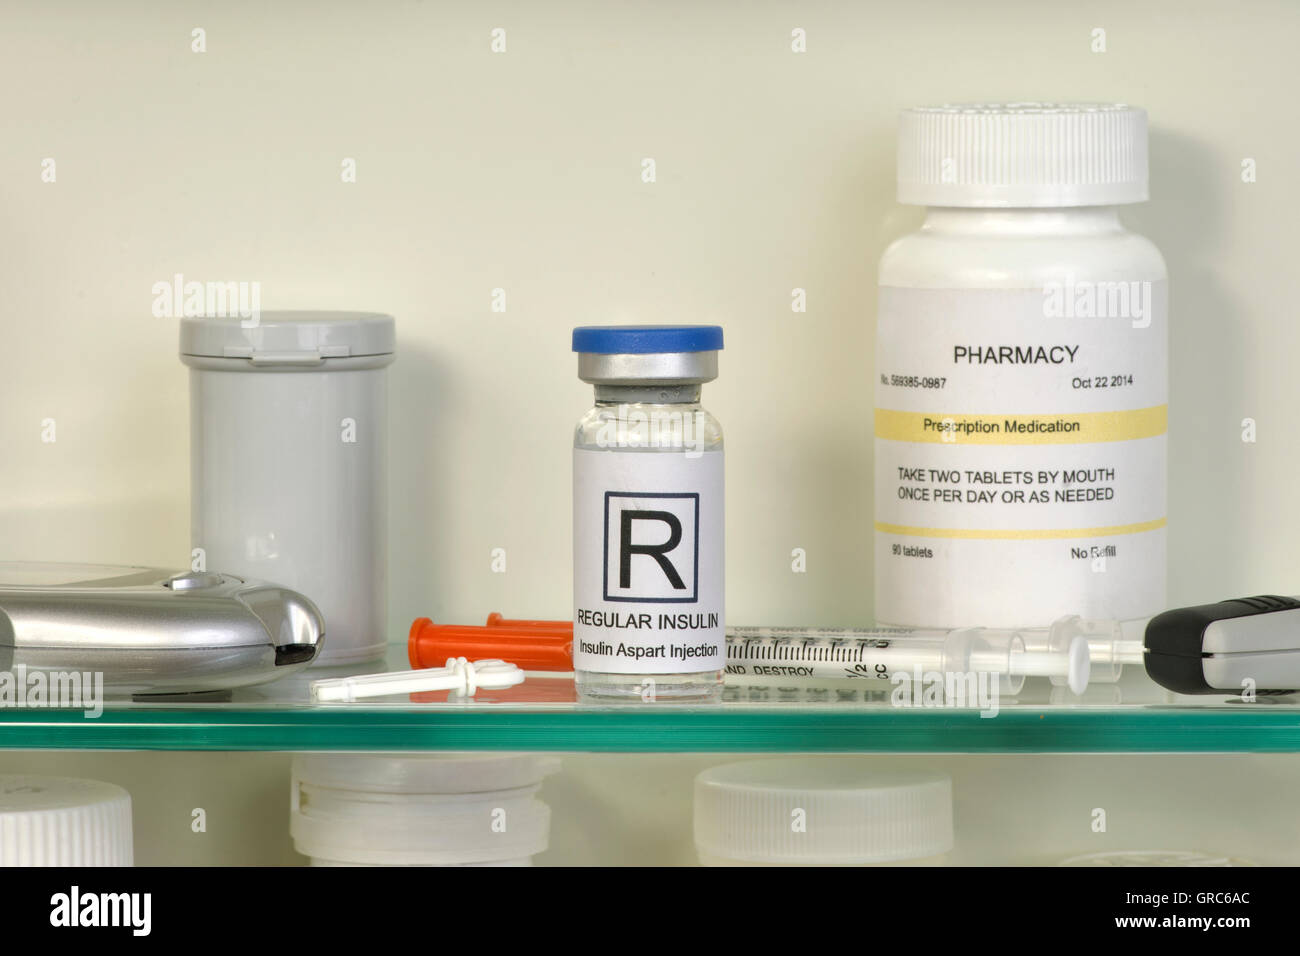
[1013,616,1146,684]
[724,626,1089,695]
[724,618,1142,688]
[408,615,1094,694]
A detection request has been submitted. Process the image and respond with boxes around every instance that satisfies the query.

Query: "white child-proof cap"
[897,103,1148,208]
[290,754,559,866]
[694,759,952,865]
[0,775,133,866]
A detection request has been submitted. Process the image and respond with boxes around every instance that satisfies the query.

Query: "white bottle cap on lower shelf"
[290,754,558,867]
[0,775,133,866]
[695,759,952,866]
[292,752,559,794]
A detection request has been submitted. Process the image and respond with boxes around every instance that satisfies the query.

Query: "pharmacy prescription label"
[874,283,1167,628]
[573,448,725,673]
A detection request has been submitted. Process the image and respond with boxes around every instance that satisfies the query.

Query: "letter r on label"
[620,511,685,589]
[603,491,699,602]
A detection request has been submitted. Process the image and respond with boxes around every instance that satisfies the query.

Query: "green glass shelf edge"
[1,706,1299,752]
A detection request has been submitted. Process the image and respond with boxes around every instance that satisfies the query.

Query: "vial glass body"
[875,206,1168,630]
[573,387,724,702]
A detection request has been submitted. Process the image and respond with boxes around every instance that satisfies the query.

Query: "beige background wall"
[1,750,1297,865]
[1,0,1298,864]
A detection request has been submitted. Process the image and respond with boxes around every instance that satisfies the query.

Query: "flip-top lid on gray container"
[179,311,395,369]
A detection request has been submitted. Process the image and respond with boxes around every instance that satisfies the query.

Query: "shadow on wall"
[387,340,454,642]
[1128,127,1245,604]
[865,118,926,624]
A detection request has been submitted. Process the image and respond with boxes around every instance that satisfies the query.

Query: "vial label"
[573,448,724,673]
[874,283,1167,627]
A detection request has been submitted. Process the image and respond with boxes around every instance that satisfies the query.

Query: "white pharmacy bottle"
[876,104,1167,629]
[572,325,725,702]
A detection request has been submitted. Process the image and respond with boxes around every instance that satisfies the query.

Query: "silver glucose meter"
[0,562,324,696]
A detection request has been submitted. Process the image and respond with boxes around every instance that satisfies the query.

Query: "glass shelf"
[1,646,1298,753]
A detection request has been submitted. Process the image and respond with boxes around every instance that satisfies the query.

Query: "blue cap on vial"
[572,325,724,355]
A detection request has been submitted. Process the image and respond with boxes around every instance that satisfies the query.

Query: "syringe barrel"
[723,628,1024,695]
[951,629,1027,696]
[1020,616,1146,683]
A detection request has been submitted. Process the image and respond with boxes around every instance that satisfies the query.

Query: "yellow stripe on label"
[874,405,1167,445]
[875,517,1167,540]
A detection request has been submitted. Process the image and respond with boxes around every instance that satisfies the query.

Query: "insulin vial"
[572,325,725,702]
[876,104,1167,629]
[694,760,953,866]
